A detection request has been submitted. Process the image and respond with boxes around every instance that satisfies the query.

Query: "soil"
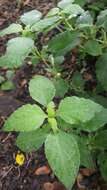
[0,1,55,190]
[0,1,107,190]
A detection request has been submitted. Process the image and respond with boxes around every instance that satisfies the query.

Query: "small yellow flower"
[15,153,25,166]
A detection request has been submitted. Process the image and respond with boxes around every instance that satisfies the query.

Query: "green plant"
[1,0,107,187]
[0,0,104,69]
[0,0,107,95]
[3,75,107,189]
[0,70,15,91]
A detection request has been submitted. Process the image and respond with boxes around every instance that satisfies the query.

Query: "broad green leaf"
[53,78,69,97]
[31,16,60,32]
[0,24,22,37]
[92,130,107,150]
[46,8,60,17]
[91,94,107,108]
[76,11,93,28]
[75,0,86,7]
[84,40,102,56]
[45,131,80,189]
[29,75,56,106]
[0,37,34,68]
[31,56,40,65]
[71,71,85,91]
[4,104,46,132]
[16,125,50,152]
[80,108,107,132]
[1,81,15,91]
[57,96,103,125]
[98,152,107,181]
[57,117,72,130]
[54,56,65,72]
[77,136,94,169]
[95,82,105,94]
[54,56,64,64]
[48,31,80,56]
[58,0,75,9]
[20,10,42,26]
[88,2,105,12]
[96,53,107,91]
[62,4,84,17]
[96,9,107,31]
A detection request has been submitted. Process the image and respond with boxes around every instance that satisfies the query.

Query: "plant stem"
[64,19,74,30]
[33,47,49,66]
[48,118,59,134]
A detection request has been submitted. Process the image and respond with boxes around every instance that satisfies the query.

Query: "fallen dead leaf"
[34,165,51,175]
[53,181,66,190]
[20,79,27,87]
[23,0,30,6]
[43,181,66,190]
[0,19,6,27]
[77,173,86,190]
[83,72,93,81]
[43,182,54,190]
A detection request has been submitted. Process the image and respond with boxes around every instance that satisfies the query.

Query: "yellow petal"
[15,153,25,166]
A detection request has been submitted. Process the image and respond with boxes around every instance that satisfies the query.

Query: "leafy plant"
[0,0,107,94]
[0,0,107,85]
[3,75,107,189]
[0,70,15,91]
[1,0,107,187]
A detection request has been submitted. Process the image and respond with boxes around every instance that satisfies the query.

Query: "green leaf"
[47,102,56,118]
[57,96,103,125]
[16,125,50,152]
[20,10,42,26]
[71,71,85,91]
[4,104,46,132]
[62,4,84,17]
[31,16,60,32]
[46,8,60,17]
[58,0,75,9]
[77,136,94,169]
[84,40,102,56]
[54,56,64,65]
[1,81,15,91]
[88,2,105,12]
[75,0,86,7]
[0,24,23,37]
[31,56,40,65]
[29,75,56,106]
[76,11,93,28]
[96,9,107,31]
[53,78,69,97]
[57,117,72,130]
[90,94,107,108]
[54,56,65,72]
[96,53,107,91]
[95,82,105,94]
[80,108,107,132]
[45,131,80,189]
[98,152,107,181]
[92,130,107,150]
[0,37,34,68]
[48,31,80,56]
